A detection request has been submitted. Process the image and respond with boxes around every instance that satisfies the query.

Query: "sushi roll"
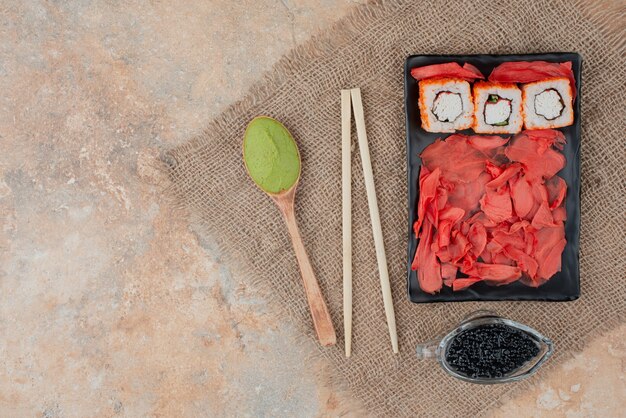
[418,78,473,133]
[472,82,523,134]
[522,77,574,129]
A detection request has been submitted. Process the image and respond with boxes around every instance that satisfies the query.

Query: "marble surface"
[0,1,623,417]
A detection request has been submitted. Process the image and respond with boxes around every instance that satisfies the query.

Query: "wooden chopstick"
[341,89,353,357]
[350,87,399,354]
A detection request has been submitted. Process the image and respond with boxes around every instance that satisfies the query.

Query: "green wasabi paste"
[243,117,301,194]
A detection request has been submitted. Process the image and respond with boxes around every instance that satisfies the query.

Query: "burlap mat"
[164,1,625,416]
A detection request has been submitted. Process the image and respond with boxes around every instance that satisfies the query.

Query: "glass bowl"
[416,310,554,384]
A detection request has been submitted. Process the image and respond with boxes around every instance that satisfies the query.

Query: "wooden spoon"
[243,116,336,347]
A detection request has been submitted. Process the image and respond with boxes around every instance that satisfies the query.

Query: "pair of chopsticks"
[342,88,399,357]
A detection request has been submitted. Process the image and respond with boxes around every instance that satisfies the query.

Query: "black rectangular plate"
[405,53,581,303]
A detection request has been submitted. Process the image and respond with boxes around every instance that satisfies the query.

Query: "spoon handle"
[279,200,337,347]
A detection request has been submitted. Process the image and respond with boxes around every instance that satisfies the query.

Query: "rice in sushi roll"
[472,82,523,134]
[522,77,574,129]
[418,78,473,133]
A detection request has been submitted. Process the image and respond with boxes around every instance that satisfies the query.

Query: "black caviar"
[444,324,540,379]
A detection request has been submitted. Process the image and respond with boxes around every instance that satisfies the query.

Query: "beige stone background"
[0,1,624,417]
